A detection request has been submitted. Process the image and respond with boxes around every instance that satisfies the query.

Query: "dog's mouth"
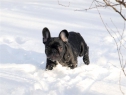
[47,56,58,62]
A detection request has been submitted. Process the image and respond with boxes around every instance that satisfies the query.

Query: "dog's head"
[42,27,69,62]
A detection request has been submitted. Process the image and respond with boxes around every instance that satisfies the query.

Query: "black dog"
[42,27,90,70]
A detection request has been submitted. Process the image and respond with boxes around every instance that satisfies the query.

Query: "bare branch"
[122,69,126,76]
[89,0,95,9]
[77,0,126,20]
[119,71,125,95]
[110,19,126,49]
[124,61,126,68]
[103,0,126,21]
[57,0,70,7]
[95,1,126,76]
[116,0,126,8]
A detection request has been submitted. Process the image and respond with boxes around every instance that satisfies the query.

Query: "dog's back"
[68,32,87,57]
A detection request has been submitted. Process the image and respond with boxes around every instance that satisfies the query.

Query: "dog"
[42,27,90,70]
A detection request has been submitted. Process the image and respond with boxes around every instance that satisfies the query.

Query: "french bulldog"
[42,27,90,70]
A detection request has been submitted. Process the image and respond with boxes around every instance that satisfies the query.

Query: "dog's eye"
[59,46,62,50]
[58,46,63,52]
[60,46,62,49]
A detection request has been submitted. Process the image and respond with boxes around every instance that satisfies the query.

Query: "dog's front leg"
[68,59,77,69]
[46,59,57,70]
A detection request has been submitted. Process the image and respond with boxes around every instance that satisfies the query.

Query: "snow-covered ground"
[0,0,126,95]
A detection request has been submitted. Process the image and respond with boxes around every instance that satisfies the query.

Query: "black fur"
[42,27,90,70]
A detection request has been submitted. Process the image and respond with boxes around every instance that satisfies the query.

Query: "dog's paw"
[83,46,90,65]
[83,58,90,65]
[69,64,77,69]
[83,53,90,65]
[46,64,54,70]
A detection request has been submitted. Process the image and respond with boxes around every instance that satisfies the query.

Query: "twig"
[122,69,126,76]
[103,0,126,21]
[111,19,126,44]
[89,0,95,9]
[124,61,126,69]
[80,0,126,20]
[76,3,123,11]
[109,62,119,68]
[95,3,125,95]
[57,0,70,7]
[116,0,126,8]
[113,18,125,68]
[106,24,123,68]
[94,3,123,69]
[106,22,126,50]
[119,71,125,95]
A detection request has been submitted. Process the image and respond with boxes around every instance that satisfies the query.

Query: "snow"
[0,0,126,95]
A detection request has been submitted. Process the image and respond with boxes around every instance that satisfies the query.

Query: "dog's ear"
[42,27,51,44]
[59,30,69,42]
